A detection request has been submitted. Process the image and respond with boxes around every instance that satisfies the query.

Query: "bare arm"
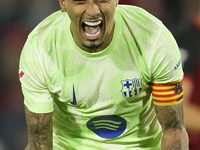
[24,106,53,150]
[154,102,189,150]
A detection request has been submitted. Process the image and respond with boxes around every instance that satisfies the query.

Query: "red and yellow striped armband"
[152,81,183,106]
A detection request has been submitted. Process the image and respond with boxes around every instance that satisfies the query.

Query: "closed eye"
[97,0,110,3]
[73,0,86,4]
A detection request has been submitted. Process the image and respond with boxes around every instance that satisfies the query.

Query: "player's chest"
[49,59,150,109]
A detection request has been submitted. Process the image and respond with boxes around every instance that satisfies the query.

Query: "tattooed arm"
[154,102,189,150]
[24,106,53,150]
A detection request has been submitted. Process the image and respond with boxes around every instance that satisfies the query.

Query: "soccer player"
[19,0,189,149]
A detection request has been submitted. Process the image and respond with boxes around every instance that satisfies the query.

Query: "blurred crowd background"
[0,0,200,149]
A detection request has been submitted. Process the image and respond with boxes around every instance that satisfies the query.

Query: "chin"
[82,41,104,50]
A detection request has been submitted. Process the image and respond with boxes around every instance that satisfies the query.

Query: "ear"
[58,0,67,11]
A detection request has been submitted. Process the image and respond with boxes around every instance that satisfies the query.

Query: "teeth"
[84,21,101,26]
[85,28,100,37]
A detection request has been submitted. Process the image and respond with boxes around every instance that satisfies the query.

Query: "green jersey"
[19,5,183,150]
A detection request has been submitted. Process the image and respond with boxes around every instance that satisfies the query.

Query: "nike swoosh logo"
[70,84,77,105]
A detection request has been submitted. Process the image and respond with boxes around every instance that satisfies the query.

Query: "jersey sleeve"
[19,39,53,113]
[151,24,184,106]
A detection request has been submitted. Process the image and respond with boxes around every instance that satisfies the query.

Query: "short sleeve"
[19,39,53,113]
[151,25,184,106]
[151,25,184,84]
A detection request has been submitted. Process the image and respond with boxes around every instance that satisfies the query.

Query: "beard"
[82,41,104,51]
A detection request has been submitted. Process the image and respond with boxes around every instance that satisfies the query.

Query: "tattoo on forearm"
[164,111,182,130]
[154,103,188,150]
[154,103,184,130]
[25,107,52,150]
[169,140,181,150]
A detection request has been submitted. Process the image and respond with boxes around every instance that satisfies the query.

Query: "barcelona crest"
[174,82,183,95]
[121,78,144,99]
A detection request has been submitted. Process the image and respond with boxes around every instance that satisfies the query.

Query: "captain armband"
[152,81,183,106]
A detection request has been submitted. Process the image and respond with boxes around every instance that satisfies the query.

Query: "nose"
[85,2,100,17]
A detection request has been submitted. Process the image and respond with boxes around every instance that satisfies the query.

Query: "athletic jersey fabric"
[19,5,183,150]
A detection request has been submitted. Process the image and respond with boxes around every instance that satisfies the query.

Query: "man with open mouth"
[19,0,189,149]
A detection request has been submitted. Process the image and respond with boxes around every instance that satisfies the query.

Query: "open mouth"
[82,20,103,40]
